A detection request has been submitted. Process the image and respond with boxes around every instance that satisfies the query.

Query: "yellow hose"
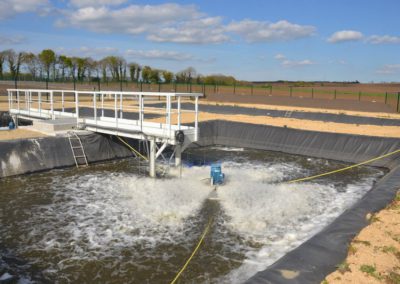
[170,218,213,284]
[169,148,400,283]
[288,148,400,183]
[116,136,148,161]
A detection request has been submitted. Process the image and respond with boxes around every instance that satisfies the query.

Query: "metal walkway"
[7,89,203,177]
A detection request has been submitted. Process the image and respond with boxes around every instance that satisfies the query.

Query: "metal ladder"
[68,131,89,167]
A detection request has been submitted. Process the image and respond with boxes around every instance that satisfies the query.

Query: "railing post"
[168,95,171,138]
[50,91,54,119]
[177,96,181,130]
[114,93,117,128]
[75,91,79,126]
[38,91,42,117]
[101,93,104,117]
[17,90,20,112]
[251,84,253,95]
[120,93,123,119]
[290,86,292,97]
[385,92,388,104]
[195,96,199,141]
[358,91,361,101]
[61,91,65,112]
[93,92,97,124]
[311,88,314,98]
[334,89,337,99]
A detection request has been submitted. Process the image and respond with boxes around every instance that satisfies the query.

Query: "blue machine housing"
[210,163,225,185]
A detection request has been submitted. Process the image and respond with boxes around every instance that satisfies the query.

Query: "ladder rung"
[75,155,86,158]
[72,146,82,149]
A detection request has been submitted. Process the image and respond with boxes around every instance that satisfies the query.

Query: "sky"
[0,0,399,82]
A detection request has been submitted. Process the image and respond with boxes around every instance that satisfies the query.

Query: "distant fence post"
[140,81,143,91]
[334,89,337,99]
[290,86,292,97]
[270,85,272,95]
[251,84,253,95]
[397,92,400,112]
[311,88,314,98]
[385,92,388,104]
[358,91,361,101]
[233,83,236,94]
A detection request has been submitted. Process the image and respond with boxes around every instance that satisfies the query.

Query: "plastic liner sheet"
[0,133,132,178]
[151,102,400,126]
[196,120,400,169]
[194,120,400,283]
[246,166,400,284]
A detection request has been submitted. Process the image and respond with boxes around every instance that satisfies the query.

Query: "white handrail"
[7,88,202,142]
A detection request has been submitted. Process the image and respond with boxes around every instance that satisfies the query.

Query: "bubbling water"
[0,147,383,283]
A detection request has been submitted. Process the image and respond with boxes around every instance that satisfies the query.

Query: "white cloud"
[57,4,316,44]
[125,49,194,61]
[376,64,400,74]
[282,59,315,67]
[0,35,26,45]
[58,4,200,34]
[58,4,229,44]
[55,46,119,58]
[327,30,364,43]
[274,53,315,67]
[69,0,127,8]
[226,19,316,42]
[367,35,400,44]
[274,53,286,60]
[147,17,229,44]
[0,0,49,20]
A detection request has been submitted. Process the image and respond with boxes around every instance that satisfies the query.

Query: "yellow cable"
[169,148,400,283]
[170,217,213,284]
[288,148,400,183]
[116,136,148,161]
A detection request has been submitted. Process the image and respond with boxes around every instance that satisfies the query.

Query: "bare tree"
[4,49,25,88]
[0,50,6,80]
[24,52,39,80]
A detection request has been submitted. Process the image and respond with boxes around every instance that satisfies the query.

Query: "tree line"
[0,48,239,89]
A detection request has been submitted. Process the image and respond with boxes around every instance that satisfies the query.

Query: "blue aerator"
[210,163,225,186]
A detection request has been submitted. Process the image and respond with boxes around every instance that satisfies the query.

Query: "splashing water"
[0,147,384,283]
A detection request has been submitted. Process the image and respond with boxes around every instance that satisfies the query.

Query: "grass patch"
[348,244,357,255]
[386,271,400,284]
[360,264,382,280]
[353,240,371,247]
[336,261,351,274]
[382,246,399,254]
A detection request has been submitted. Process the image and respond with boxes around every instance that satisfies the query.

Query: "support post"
[175,144,182,167]
[385,92,388,104]
[149,138,156,178]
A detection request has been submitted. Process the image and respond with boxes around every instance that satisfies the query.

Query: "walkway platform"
[7,89,203,176]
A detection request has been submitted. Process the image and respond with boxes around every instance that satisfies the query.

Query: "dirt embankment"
[323,192,400,284]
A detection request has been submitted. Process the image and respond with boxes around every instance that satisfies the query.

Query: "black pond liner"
[194,120,400,284]
[1,120,399,283]
[150,102,400,126]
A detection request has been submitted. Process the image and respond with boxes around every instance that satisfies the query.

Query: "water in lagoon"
[0,146,384,283]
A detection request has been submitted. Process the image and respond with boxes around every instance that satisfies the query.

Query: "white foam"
[9,158,381,283]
